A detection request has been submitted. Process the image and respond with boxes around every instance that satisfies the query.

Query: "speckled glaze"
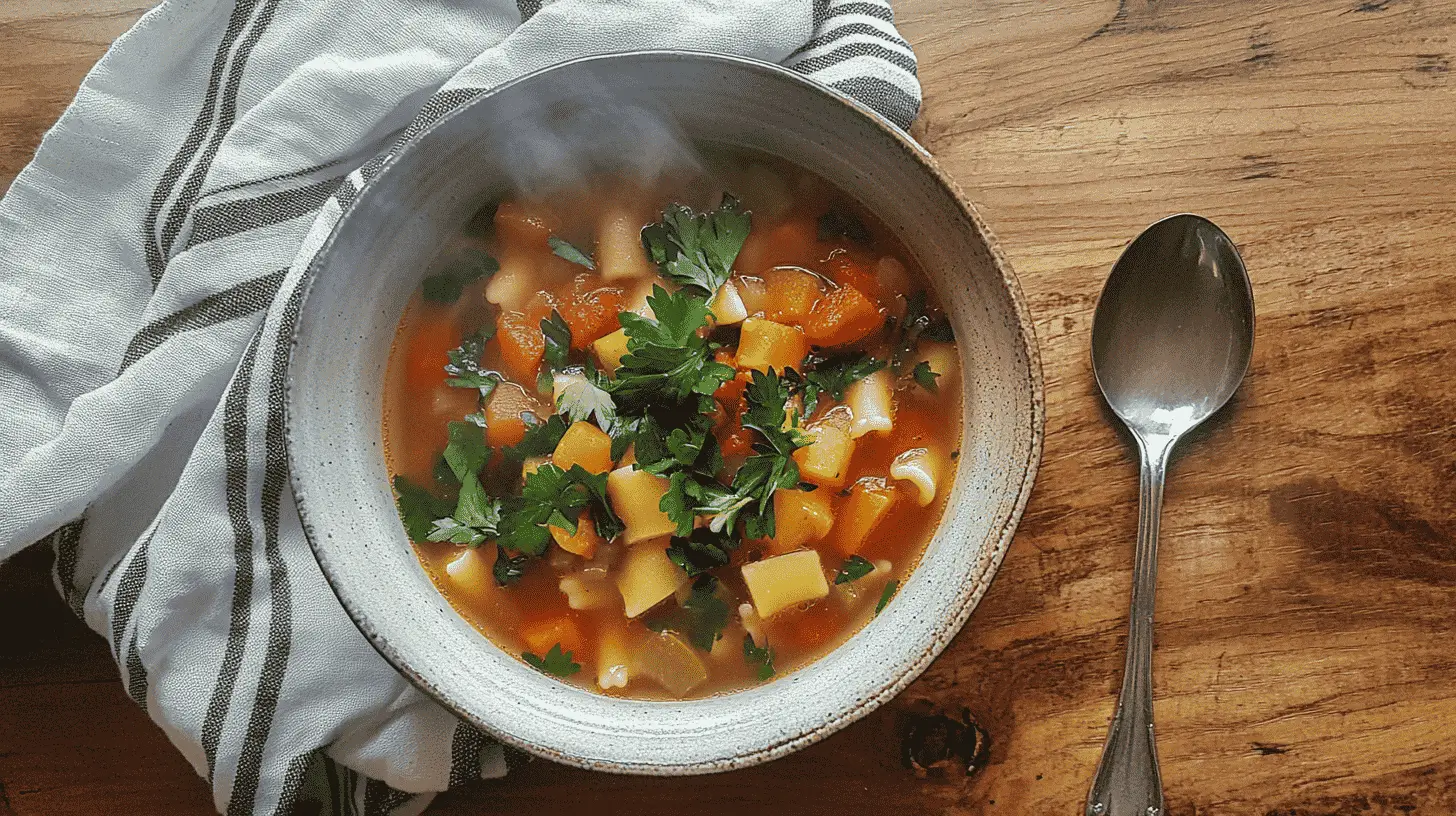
[286,52,1043,774]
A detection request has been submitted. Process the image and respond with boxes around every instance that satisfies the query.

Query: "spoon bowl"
[1085,214,1253,816]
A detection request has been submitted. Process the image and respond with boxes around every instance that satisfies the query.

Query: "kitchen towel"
[0,0,921,813]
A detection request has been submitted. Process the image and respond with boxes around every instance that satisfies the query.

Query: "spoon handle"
[1086,435,1172,816]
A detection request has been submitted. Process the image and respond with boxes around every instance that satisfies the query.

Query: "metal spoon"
[1085,214,1254,816]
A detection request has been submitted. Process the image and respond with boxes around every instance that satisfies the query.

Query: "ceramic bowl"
[287,51,1043,774]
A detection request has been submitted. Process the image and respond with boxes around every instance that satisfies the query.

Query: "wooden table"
[4,0,1455,812]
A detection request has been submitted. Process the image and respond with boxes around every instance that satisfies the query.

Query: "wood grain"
[3,0,1455,813]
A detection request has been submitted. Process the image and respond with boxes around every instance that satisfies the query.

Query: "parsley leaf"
[912,360,940,393]
[644,576,730,651]
[492,544,530,586]
[547,235,596,269]
[427,472,502,547]
[393,476,455,541]
[442,420,490,482]
[504,413,569,461]
[523,643,581,677]
[640,195,751,296]
[891,290,954,372]
[817,206,870,244]
[730,453,802,540]
[611,289,732,411]
[536,310,573,394]
[555,373,618,432]
[875,579,900,615]
[798,352,886,416]
[740,369,805,456]
[422,249,498,303]
[494,463,605,556]
[444,329,501,392]
[665,526,739,577]
[834,555,875,584]
[743,634,776,681]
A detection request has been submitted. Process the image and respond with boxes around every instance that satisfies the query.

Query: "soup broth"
[383,152,962,699]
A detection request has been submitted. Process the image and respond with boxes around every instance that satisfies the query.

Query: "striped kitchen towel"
[0,0,920,814]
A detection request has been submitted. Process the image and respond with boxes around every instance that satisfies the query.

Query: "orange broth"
[382,154,962,699]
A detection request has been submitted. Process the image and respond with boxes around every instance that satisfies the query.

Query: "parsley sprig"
[794,352,886,416]
[523,643,581,677]
[640,196,751,296]
[743,634,776,681]
[444,329,501,393]
[427,472,502,547]
[834,555,875,584]
[548,235,595,270]
[643,575,730,651]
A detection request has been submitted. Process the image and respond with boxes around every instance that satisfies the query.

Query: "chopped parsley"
[444,328,500,393]
[536,310,573,394]
[640,196,750,296]
[834,555,875,584]
[441,420,490,482]
[422,249,498,303]
[611,287,733,408]
[743,634,776,681]
[875,579,900,615]
[555,371,617,431]
[492,545,530,586]
[643,575,730,651]
[393,476,455,541]
[665,525,739,577]
[523,643,581,677]
[796,352,885,416]
[547,235,595,269]
[504,413,569,461]
[427,472,501,547]
[891,290,954,372]
[911,360,940,393]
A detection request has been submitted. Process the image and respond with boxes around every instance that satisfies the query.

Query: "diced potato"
[830,477,899,555]
[768,488,834,554]
[791,407,856,489]
[550,514,604,558]
[633,631,708,697]
[606,466,678,545]
[708,280,748,325]
[597,622,633,690]
[741,550,830,619]
[913,341,960,393]
[737,317,808,374]
[553,421,614,475]
[521,455,549,482]
[521,615,585,658]
[615,539,688,618]
[484,251,534,311]
[890,447,947,507]
[593,328,630,374]
[597,204,656,281]
[443,547,493,597]
[736,275,768,315]
[845,369,895,438]
[559,573,622,611]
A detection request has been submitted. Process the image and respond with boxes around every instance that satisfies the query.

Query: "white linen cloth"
[0,0,921,813]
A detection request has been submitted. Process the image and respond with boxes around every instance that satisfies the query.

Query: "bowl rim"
[286,49,1044,774]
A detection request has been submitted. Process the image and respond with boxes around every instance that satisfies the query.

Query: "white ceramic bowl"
[287,51,1042,774]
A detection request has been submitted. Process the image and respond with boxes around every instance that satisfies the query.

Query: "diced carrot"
[494,199,560,253]
[484,383,538,448]
[801,286,882,347]
[496,310,545,383]
[822,250,880,302]
[713,372,749,413]
[551,515,603,559]
[521,615,585,658]
[713,348,737,369]
[556,275,625,349]
[763,267,822,325]
[715,423,755,458]
[553,421,614,475]
[404,320,459,395]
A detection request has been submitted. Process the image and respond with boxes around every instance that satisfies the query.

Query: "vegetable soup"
[383,155,962,699]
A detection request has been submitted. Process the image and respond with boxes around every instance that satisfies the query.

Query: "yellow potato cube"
[592,328,630,375]
[830,478,899,555]
[553,421,614,475]
[708,280,748,325]
[736,317,808,374]
[791,409,856,489]
[615,539,688,618]
[741,550,830,619]
[633,631,708,697]
[597,204,657,281]
[606,466,678,545]
[767,488,834,555]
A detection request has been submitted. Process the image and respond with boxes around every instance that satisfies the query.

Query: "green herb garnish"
[665,525,740,577]
[640,196,750,296]
[891,290,953,372]
[644,575,730,651]
[393,476,455,541]
[523,643,581,677]
[422,249,498,303]
[504,413,569,461]
[444,328,500,393]
[555,371,619,435]
[611,287,734,409]
[492,544,530,586]
[834,555,875,584]
[441,420,490,482]
[911,360,940,393]
[547,235,595,269]
[536,310,573,394]
[796,352,885,416]
[743,634,776,680]
[427,472,502,547]
[875,579,900,615]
